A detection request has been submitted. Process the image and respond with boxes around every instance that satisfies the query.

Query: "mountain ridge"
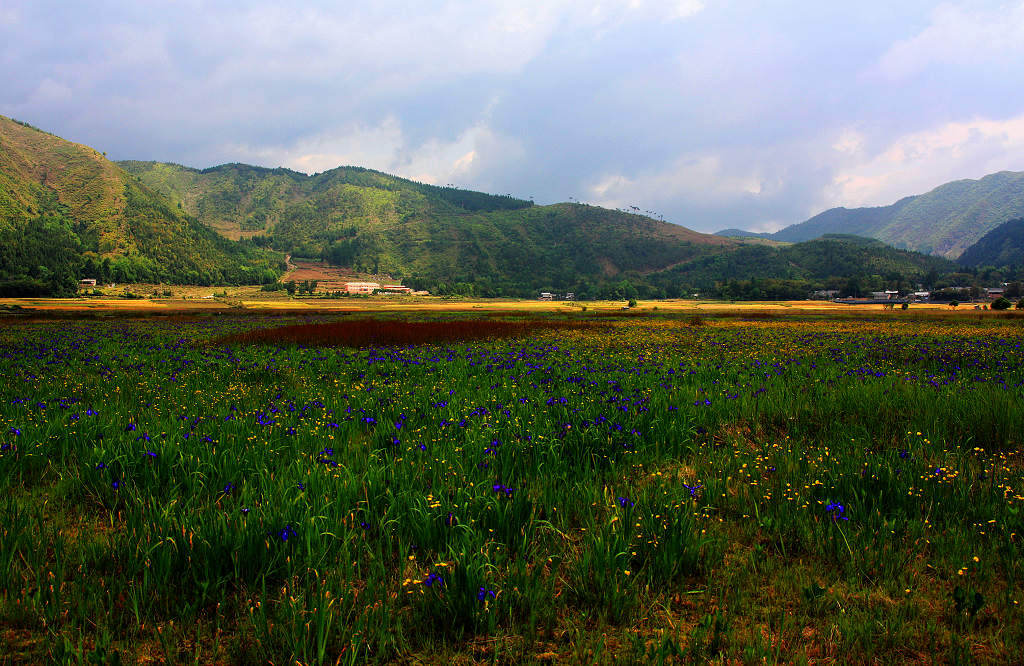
[762,171,1024,258]
[121,159,735,295]
[958,218,1024,267]
[0,115,285,292]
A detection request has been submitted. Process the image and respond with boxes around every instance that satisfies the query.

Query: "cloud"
[873,2,1024,80]
[588,153,764,212]
[824,113,1024,208]
[27,78,72,106]
[1,1,1021,238]
[668,0,705,20]
[225,115,525,192]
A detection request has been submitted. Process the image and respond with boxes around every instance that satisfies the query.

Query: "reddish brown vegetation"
[217,318,604,347]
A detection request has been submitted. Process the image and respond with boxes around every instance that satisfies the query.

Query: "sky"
[3,0,1024,233]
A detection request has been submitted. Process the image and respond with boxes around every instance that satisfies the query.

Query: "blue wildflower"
[824,502,849,521]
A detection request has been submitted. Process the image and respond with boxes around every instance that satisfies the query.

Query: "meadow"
[0,310,1022,664]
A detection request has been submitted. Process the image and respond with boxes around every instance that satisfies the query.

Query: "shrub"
[991,297,1011,311]
[1016,298,1024,310]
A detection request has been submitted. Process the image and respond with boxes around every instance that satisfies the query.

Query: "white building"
[345,282,381,294]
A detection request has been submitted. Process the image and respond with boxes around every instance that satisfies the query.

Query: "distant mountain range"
[717,171,1024,259]
[1,115,1012,298]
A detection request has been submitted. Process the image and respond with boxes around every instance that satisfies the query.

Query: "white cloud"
[225,116,524,191]
[27,77,72,105]
[587,153,765,213]
[668,0,705,20]
[874,2,1024,79]
[824,114,1024,208]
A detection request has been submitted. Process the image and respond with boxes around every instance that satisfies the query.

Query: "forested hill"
[646,235,958,300]
[958,218,1024,268]
[0,116,284,294]
[768,171,1024,258]
[121,160,735,296]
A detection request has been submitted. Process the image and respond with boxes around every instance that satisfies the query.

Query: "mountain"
[714,228,773,239]
[645,234,957,299]
[0,115,979,300]
[958,218,1024,267]
[0,116,284,294]
[121,161,735,296]
[769,171,1024,258]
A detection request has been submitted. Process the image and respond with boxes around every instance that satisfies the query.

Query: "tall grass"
[0,314,1021,662]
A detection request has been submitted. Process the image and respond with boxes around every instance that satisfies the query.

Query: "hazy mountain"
[714,228,773,239]
[769,171,1024,258]
[958,218,1024,267]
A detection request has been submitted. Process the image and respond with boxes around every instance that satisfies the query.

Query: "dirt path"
[281,254,297,282]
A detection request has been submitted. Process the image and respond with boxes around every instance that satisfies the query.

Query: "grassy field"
[1,308,1022,664]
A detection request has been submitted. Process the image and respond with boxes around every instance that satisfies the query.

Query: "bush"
[627,298,637,308]
[991,297,1011,311]
[1016,299,1024,310]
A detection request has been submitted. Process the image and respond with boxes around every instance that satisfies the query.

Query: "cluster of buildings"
[830,286,1011,304]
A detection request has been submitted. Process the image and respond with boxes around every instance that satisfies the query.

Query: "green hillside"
[1,116,988,299]
[958,218,1024,268]
[121,161,735,296]
[646,235,958,299]
[771,171,1024,258]
[0,116,284,294]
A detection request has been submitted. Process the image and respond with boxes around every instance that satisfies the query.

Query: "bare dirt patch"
[216,318,607,347]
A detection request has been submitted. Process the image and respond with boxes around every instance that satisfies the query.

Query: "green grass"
[0,311,1022,663]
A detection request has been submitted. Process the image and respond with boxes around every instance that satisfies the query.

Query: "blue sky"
[3,1,1024,232]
